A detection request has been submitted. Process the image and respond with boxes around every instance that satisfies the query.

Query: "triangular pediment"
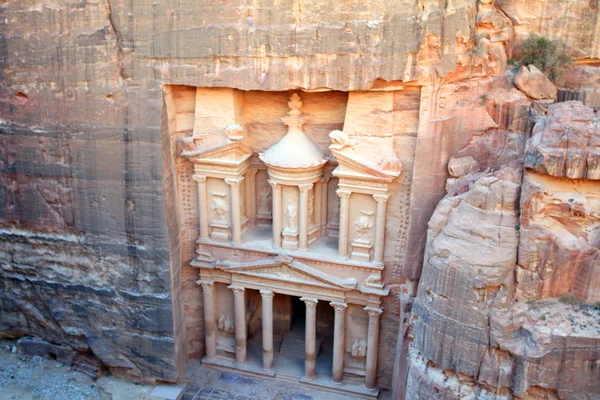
[183,141,253,165]
[218,258,357,290]
[332,150,400,181]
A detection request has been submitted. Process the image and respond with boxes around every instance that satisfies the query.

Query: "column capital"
[330,302,348,312]
[300,297,319,308]
[196,280,214,290]
[228,285,245,296]
[336,189,351,199]
[192,175,207,183]
[248,169,259,177]
[364,306,383,317]
[373,194,389,204]
[260,289,275,299]
[299,183,313,192]
[320,176,331,184]
[225,177,244,187]
[267,179,279,189]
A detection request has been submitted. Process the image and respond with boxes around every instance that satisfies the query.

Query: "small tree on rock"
[509,33,572,80]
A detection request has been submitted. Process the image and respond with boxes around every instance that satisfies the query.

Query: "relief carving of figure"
[354,210,373,239]
[211,193,229,221]
[284,199,298,232]
[258,186,272,215]
[308,196,315,226]
[351,339,367,358]
[217,315,234,335]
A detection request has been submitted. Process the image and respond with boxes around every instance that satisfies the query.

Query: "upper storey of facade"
[179,89,405,301]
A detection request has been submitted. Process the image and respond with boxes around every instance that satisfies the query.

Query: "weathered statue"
[284,199,298,232]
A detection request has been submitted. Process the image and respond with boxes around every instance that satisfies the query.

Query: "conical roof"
[260,93,327,168]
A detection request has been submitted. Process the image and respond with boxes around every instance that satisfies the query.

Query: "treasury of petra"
[1,0,600,399]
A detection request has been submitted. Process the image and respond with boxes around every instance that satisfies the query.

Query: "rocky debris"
[448,156,480,178]
[525,101,600,179]
[16,337,77,366]
[514,65,558,100]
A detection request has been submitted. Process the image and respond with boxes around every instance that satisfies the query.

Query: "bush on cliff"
[509,33,572,80]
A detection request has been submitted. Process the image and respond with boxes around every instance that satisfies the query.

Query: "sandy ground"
[0,341,154,400]
[0,339,393,400]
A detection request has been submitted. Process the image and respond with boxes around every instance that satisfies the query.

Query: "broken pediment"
[217,257,357,290]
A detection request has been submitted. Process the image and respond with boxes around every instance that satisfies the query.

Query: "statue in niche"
[351,339,367,358]
[308,196,315,226]
[258,186,272,215]
[211,193,229,222]
[354,210,373,239]
[217,315,234,335]
[284,198,298,232]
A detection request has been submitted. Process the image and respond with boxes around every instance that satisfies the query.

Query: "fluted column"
[336,190,351,260]
[260,290,275,372]
[320,177,329,232]
[228,285,247,366]
[193,175,209,241]
[298,184,313,250]
[314,180,322,233]
[269,180,282,248]
[300,297,318,381]
[225,178,244,245]
[197,280,217,360]
[373,195,389,267]
[330,302,347,385]
[248,169,258,222]
[364,307,383,391]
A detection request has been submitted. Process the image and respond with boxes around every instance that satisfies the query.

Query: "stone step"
[279,333,321,359]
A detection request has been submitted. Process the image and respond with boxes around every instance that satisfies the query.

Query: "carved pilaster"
[336,189,352,260]
[193,175,210,241]
[225,178,244,245]
[228,285,247,366]
[268,179,282,249]
[298,184,313,250]
[372,194,389,267]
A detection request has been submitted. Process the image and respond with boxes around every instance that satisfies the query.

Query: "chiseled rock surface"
[513,65,558,100]
[410,168,521,379]
[517,172,600,304]
[525,101,600,179]
[406,167,600,399]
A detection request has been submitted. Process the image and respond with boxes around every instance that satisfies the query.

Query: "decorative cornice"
[300,297,318,308]
[196,280,214,290]
[336,189,351,199]
[228,285,245,296]
[299,183,314,192]
[364,306,383,317]
[373,194,389,204]
[330,302,348,312]
[225,177,244,187]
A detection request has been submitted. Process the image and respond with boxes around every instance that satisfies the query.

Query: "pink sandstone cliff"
[0,0,599,397]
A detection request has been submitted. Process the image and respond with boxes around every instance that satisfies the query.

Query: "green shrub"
[514,33,572,80]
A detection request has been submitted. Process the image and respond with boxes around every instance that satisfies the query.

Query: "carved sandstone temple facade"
[179,91,403,397]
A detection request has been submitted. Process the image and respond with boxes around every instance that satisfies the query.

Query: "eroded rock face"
[518,172,600,304]
[525,101,600,179]
[411,168,521,379]
[514,65,558,100]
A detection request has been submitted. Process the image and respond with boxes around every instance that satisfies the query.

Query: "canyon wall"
[0,0,599,395]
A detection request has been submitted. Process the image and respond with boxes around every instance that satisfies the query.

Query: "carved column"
[373,195,389,267]
[225,178,244,245]
[193,175,209,241]
[260,290,275,372]
[228,285,247,366]
[269,180,282,248]
[330,302,347,385]
[336,190,351,260]
[314,180,322,233]
[298,184,313,250]
[364,307,383,391]
[301,297,318,381]
[197,280,217,360]
[320,177,329,232]
[248,169,258,222]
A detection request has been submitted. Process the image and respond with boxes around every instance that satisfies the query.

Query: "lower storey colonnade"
[198,280,383,391]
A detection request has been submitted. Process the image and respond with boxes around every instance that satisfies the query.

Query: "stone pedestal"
[351,239,372,262]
